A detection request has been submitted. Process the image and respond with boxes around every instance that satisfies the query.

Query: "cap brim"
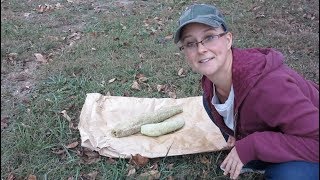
[174,17,221,44]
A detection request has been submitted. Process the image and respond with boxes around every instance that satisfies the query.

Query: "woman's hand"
[226,136,236,149]
[220,147,244,179]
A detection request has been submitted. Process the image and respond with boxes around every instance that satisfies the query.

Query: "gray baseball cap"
[174,4,228,43]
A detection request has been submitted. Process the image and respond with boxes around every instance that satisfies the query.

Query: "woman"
[174,3,319,180]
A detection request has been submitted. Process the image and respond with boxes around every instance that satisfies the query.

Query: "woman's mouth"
[199,57,213,63]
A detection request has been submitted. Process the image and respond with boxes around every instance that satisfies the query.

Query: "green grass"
[1,0,318,179]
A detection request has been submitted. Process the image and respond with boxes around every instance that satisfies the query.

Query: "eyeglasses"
[179,32,228,52]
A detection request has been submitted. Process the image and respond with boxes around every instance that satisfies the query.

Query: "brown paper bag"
[78,93,227,158]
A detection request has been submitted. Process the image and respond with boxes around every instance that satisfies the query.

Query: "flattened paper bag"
[78,93,227,158]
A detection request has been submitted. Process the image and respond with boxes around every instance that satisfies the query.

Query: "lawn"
[1,0,318,179]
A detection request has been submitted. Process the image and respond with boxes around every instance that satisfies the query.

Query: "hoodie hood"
[231,48,284,109]
[201,47,285,135]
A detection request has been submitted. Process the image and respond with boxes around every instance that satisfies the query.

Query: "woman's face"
[180,23,232,78]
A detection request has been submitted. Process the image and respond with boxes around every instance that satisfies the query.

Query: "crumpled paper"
[78,93,227,158]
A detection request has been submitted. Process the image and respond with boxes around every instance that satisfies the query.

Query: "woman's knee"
[264,161,319,180]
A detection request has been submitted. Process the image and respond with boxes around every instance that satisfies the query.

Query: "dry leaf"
[69,122,78,130]
[131,81,141,90]
[66,141,79,149]
[60,110,71,122]
[168,91,177,99]
[7,173,15,180]
[34,53,47,63]
[126,167,136,176]
[139,53,145,59]
[156,84,166,92]
[135,73,148,83]
[108,78,116,83]
[177,68,186,77]
[164,34,173,40]
[27,174,37,180]
[131,154,149,167]
[137,170,160,180]
[82,171,98,180]
[106,157,116,164]
[79,147,101,164]
[106,91,111,96]
[52,149,65,155]
[167,163,174,170]
[200,155,210,166]
[8,53,18,61]
[1,116,9,130]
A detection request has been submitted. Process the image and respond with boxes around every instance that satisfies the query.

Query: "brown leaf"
[164,34,173,40]
[66,141,79,149]
[139,53,145,59]
[27,174,37,180]
[82,171,98,180]
[137,170,160,180]
[108,78,116,83]
[1,116,9,130]
[69,122,78,130]
[167,163,174,170]
[135,73,148,83]
[34,53,47,63]
[156,84,166,92]
[130,154,149,167]
[106,157,116,164]
[7,173,15,180]
[168,91,176,99]
[131,81,141,90]
[126,167,136,176]
[8,53,18,61]
[51,148,65,155]
[177,68,186,77]
[79,147,101,164]
[200,155,211,166]
[60,110,71,122]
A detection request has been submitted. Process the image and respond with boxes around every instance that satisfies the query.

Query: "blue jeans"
[202,96,319,179]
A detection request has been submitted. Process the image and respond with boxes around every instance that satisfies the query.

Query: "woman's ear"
[226,32,233,50]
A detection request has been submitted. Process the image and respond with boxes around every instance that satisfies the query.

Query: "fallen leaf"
[177,68,186,77]
[130,154,149,167]
[8,53,18,61]
[79,147,101,164]
[167,163,174,170]
[34,53,47,63]
[7,173,15,180]
[200,155,211,166]
[108,78,116,83]
[60,110,71,122]
[168,91,176,99]
[131,81,141,90]
[24,13,31,17]
[126,167,136,176]
[51,147,65,155]
[164,34,173,40]
[106,91,111,96]
[137,170,160,180]
[82,171,98,180]
[135,73,148,83]
[1,116,9,130]
[66,141,79,149]
[27,174,37,180]
[106,157,116,164]
[156,84,166,92]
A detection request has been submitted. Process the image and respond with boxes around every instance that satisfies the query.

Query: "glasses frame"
[179,31,228,51]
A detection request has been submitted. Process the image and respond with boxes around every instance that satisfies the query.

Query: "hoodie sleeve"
[235,72,319,164]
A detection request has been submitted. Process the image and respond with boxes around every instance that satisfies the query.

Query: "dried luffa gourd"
[141,118,185,137]
[111,105,183,138]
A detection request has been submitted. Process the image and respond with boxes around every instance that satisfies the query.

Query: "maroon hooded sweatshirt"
[202,47,319,165]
